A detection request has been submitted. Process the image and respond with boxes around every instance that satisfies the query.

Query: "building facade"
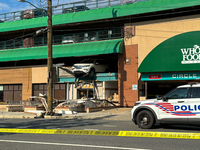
[0,0,199,107]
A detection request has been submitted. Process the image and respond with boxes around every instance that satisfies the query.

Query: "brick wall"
[118,44,138,107]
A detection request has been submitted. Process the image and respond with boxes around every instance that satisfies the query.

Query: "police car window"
[190,87,200,98]
[166,88,189,99]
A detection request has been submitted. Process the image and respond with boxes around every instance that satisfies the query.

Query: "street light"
[18,0,53,115]
[18,0,40,10]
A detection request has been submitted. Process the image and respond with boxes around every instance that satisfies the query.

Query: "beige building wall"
[32,66,48,84]
[125,15,200,70]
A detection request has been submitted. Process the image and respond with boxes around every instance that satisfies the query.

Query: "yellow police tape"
[0,128,200,139]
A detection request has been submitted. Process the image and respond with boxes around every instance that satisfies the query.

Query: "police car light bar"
[188,82,199,86]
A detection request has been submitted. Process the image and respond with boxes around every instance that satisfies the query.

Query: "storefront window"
[77,89,93,99]
[32,83,66,100]
[3,84,22,101]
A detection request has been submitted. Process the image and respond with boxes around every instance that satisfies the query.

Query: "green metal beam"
[0,39,124,62]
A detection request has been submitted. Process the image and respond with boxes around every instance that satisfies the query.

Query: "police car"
[131,83,200,129]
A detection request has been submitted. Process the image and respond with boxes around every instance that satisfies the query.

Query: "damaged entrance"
[57,65,119,113]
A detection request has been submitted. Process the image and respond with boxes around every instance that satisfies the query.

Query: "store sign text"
[149,75,161,79]
[181,45,200,64]
[141,72,200,81]
[172,73,198,79]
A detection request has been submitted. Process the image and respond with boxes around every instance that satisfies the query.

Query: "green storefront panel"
[0,39,124,62]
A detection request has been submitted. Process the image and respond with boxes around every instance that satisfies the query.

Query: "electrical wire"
[0,29,47,46]
[1,4,200,47]
[0,0,199,47]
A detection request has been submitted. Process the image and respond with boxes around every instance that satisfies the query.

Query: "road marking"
[0,139,149,150]
[103,125,117,127]
[0,128,200,139]
[84,129,99,130]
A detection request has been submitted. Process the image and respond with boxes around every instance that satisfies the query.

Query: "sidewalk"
[0,112,36,119]
[0,108,132,121]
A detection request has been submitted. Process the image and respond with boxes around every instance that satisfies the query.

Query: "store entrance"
[146,81,189,99]
[77,89,94,99]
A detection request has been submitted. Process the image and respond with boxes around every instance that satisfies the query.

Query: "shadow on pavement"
[151,123,200,132]
[0,114,119,130]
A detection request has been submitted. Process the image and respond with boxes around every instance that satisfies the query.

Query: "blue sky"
[0,0,80,14]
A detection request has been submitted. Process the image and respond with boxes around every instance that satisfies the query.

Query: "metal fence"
[0,28,123,50]
[0,0,149,23]
[6,101,23,112]
[0,39,23,50]
[33,28,123,46]
[5,100,44,112]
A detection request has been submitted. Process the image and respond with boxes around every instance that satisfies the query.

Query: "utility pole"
[18,0,53,115]
[47,0,53,115]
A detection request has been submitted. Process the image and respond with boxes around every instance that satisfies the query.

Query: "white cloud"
[0,2,10,11]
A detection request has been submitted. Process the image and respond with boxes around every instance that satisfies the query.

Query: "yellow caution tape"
[0,128,199,139]
[0,128,119,136]
[118,131,200,139]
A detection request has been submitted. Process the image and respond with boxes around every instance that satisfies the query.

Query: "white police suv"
[131,83,200,129]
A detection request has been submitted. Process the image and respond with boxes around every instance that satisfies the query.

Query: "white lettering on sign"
[181,45,200,64]
[172,74,197,79]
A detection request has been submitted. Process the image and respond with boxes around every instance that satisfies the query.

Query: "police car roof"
[177,83,200,88]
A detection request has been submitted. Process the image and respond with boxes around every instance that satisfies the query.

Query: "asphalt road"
[0,119,200,150]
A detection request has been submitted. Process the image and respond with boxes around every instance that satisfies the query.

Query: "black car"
[63,5,90,14]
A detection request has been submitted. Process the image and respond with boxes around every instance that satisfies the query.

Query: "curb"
[0,115,35,119]
[0,108,132,120]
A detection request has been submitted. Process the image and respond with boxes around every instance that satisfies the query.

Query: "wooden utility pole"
[47,0,53,114]
[18,0,53,114]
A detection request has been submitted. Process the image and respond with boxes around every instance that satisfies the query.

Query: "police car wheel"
[136,110,155,129]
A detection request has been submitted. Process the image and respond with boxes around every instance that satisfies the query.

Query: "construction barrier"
[0,128,199,139]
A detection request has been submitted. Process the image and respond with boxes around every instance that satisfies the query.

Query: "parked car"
[72,59,110,78]
[90,37,98,41]
[62,36,75,44]
[131,82,200,129]
[83,36,98,42]
[63,5,90,14]
[20,9,47,20]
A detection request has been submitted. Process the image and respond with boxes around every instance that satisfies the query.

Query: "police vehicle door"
[187,87,200,124]
[159,88,189,123]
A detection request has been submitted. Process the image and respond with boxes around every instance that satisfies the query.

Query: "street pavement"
[0,107,132,120]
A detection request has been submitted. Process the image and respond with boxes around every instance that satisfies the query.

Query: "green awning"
[0,0,200,32]
[0,39,124,62]
[137,31,200,73]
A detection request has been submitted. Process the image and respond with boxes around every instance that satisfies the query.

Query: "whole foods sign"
[138,31,200,73]
[181,45,200,64]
